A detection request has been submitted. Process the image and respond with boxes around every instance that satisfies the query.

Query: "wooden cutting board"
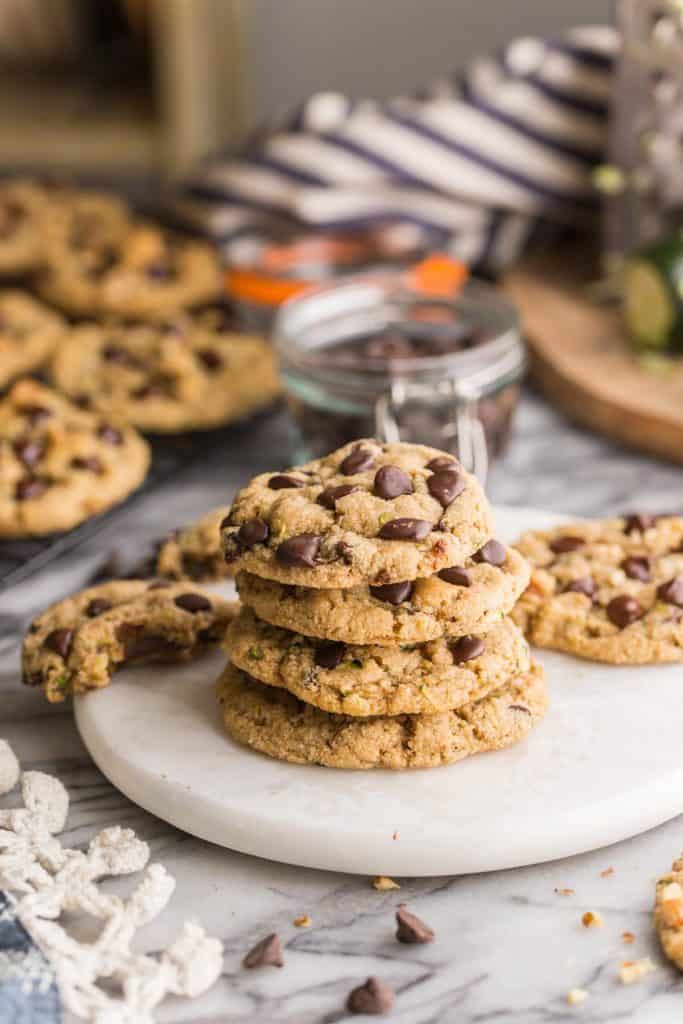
[503,249,683,463]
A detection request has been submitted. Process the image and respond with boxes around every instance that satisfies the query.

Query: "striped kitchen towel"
[179,24,617,273]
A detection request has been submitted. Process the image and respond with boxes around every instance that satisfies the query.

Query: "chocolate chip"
[373,466,413,500]
[315,642,346,669]
[268,474,306,490]
[473,539,506,566]
[318,484,358,509]
[620,556,651,582]
[337,540,354,564]
[347,977,395,1015]
[147,579,172,590]
[44,628,73,659]
[340,446,375,475]
[564,576,597,598]
[276,533,321,567]
[197,348,223,371]
[509,704,532,714]
[19,405,52,426]
[450,635,484,663]
[13,438,45,467]
[86,598,112,617]
[378,518,431,541]
[395,905,435,944]
[657,576,683,606]
[438,566,472,587]
[174,592,212,613]
[72,393,92,409]
[606,594,644,629]
[426,455,458,472]
[71,456,103,474]
[238,518,269,548]
[549,535,584,554]
[102,343,141,369]
[97,423,123,445]
[15,476,48,501]
[242,933,283,969]
[624,513,656,534]
[116,623,179,660]
[427,468,465,508]
[369,581,414,605]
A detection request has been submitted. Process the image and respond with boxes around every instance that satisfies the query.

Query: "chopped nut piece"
[622,931,635,944]
[582,911,604,929]
[293,915,312,928]
[555,887,575,896]
[619,957,657,985]
[567,988,589,1006]
[600,867,614,878]
[373,876,400,891]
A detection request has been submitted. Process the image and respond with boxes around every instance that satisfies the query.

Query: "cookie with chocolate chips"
[225,606,530,716]
[37,221,222,321]
[513,516,683,663]
[0,180,52,275]
[50,310,279,432]
[0,290,66,389]
[154,505,234,581]
[220,440,492,588]
[216,659,547,770]
[655,856,683,971]
[235,543,528,645]
[0,378,150,536]
[22,579,237,702]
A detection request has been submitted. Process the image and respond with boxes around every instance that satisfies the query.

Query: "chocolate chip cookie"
[23,579,237,703]
[221,440,492,588]
[155,505,233,580]
[225,606,530,716]
[216,659,547,770]
[0,180,51,275]
[655,857,683,970]
[0,290,66,389]
[513,516,683,663]
[37,222,222,321]
[236,543,528,645]
[0,378,150,536]
[50,311,279,432]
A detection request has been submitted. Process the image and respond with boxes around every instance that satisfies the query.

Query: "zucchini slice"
[623,236,683,353]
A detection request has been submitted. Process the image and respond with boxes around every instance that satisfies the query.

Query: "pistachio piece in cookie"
[23,580,237,702]
[513,516,683,663]
[220,440,493,588]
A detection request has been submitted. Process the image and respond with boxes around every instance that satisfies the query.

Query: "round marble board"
[75,506,683,877]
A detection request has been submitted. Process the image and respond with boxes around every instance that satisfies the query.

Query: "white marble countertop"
[3,394,683,1023]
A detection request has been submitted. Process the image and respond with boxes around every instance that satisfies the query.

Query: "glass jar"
[273,267,525,481]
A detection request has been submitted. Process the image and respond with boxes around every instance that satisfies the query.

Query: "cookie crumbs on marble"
[242,932,284,969]
[600,867,615,878]
[619,958,657,984]
[566,988,589,1006]
[374,876,400,891]
[293,915,312,928]
[622,931,635,944]
[581,911,603,929]
[346,976,395,1015]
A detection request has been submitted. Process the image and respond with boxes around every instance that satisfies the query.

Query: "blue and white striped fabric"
[180,25,617,273]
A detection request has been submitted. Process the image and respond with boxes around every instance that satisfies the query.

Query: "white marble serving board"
[75,506,683,877]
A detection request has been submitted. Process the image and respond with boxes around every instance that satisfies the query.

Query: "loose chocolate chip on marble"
[427,469,465,508]
[426,455,458,472]
[97,423,123,445]
[71,456,103,474]
[450,635,484,663]
[174,592,212,613]
[657,576,683,606]
[268,474,306,490]
[369,581,414,605]
[237,518,269,548]
[86,598,112,617]
[15,476,48,501]
[606,594,644,629]
[438,566,472,587]
[346,977,395,1015]
[102,344,141,369]
[624,513,656,534]
[373,465,413,500]
[395,905,435,945]
[317,484,357,509]
[197,348,223,371]
[378,518,431,541]
[473,539,506,566]
[549,535,584,554]
[620,556,651,582]
[243,932,284,969]
[44,628,74,659]
[340,446,375,475]
[19,405,52,426]
[277,533,321,567]
[315,641,346,669]
[564,576,597,598]
[13,438,45,467]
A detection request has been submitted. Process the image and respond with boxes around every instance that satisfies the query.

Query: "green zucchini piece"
[623,236,683,353]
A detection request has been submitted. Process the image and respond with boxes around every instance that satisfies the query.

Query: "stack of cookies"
[218,439,547,770]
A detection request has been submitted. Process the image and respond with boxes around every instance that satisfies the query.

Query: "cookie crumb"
[555,887,575,896]
[622,931,635,944]
[581,911,603,929]
[293,915,312,928]
[567,988,589,1006]
[600,867,614,878]
[373,876,400,891]
[619,957,656,985]
[392,830,399,841]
